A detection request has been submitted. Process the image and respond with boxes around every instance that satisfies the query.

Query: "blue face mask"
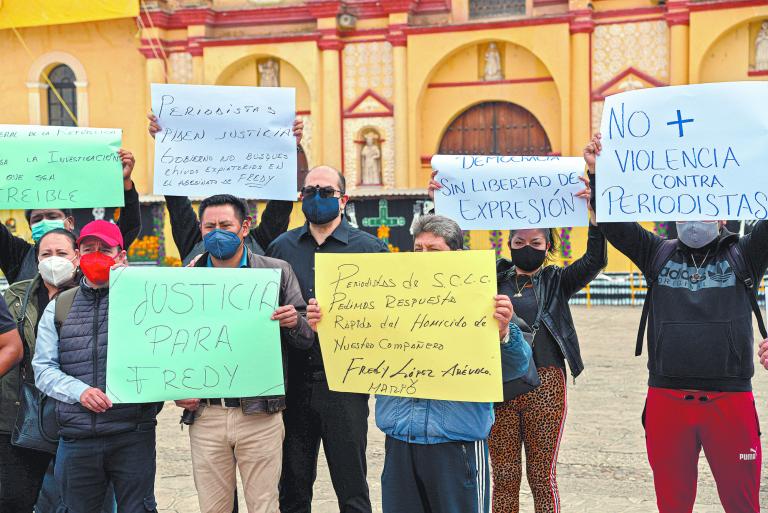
[302,195,340,225]
[31,219,66,242]
[203,229,242,260]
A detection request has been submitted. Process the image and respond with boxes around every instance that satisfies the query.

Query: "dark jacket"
[590,172,768,391]
[0,276,44,434]
[166,196,293,266]
[496,224,607,379]
[0,184,142,285]
[193,249,313,413]
[56,282,159,439]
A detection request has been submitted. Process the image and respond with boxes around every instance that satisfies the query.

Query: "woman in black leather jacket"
[428,170,606,513]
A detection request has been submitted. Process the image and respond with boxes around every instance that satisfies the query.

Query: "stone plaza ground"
[154,306,768,512]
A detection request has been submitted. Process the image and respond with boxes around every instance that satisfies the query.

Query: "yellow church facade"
[1,0,767,272]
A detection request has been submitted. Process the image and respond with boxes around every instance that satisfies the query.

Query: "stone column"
[308,0,343,168]
[569,7,593,156]
[385,3,411,188]
[666,1,690,85]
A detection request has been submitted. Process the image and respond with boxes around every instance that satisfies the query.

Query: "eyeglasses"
[301,185,342,199]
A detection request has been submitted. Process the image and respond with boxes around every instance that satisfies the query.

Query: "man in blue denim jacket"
[306,214,531,513]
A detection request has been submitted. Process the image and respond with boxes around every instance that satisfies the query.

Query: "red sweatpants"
[644,387,762,513]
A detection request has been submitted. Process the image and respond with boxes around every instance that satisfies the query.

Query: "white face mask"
[38,256,76,287]
[676,221,720,249]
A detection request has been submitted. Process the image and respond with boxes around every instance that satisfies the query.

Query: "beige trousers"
[189,404,284,513]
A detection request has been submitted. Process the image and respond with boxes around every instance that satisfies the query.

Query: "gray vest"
[182,234,265,266]
[56,285,157,439]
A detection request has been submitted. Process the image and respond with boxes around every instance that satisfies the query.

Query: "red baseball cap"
[76,220,124,249]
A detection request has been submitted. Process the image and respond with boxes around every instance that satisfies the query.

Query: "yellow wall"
[2,1,767,275]
[690,4,768,83]
[406,24,572,190]
[0,19,150,191]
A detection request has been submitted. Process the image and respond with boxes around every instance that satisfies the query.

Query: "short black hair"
[35,228,77,258]
[198,194,248,224]
[24,208,74,225]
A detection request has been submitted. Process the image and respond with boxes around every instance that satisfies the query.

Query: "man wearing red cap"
[33,220,161,513]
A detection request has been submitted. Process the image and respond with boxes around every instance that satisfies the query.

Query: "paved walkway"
[155,306,768,512]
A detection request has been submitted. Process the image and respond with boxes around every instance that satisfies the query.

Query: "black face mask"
[510,245,547,272]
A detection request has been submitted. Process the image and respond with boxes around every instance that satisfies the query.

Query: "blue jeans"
[36,462,117,513]
[54,429,157,513]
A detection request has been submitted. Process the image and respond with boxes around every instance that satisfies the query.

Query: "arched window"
[47,64,78,126]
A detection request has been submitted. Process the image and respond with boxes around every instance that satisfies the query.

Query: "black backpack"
[636,239,768,356]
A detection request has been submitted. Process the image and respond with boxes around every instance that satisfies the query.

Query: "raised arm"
[0,221,33,284]
[164,195,203,261]
[585,133,664,275]
[118,149,142,250]
[250,200,294,251]
[560,224,608,298]
[737,220,768,282]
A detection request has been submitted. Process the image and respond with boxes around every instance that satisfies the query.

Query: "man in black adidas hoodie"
[586,133,767,513]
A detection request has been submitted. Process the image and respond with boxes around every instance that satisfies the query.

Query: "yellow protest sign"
[315,250,502,402]
[0,0,138,30]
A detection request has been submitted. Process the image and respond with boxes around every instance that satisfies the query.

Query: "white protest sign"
[596,81,768,222]
[151,83,297,200]
[431,155,588,230]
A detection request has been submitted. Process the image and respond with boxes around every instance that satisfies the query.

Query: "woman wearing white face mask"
[0,228,79,511]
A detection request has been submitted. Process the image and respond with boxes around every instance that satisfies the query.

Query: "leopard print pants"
[489,366,568,513]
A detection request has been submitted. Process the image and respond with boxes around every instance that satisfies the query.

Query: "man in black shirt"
[0,150,142,284]
[268,165,387,513]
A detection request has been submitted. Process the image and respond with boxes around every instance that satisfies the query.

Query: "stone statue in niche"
[483,42,503,81]
[258,59,279,87]
[360,131,382,185]
[756,21,768,71]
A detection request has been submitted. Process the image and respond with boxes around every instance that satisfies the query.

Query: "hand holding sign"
[595,82,768,222]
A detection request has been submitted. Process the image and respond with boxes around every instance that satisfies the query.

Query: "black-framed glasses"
[301,185,342,199]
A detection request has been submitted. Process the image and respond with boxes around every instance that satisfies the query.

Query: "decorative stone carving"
[360,131,382,185]
[258,59,279,87]
[483,42,503,81]
[756,21,768,71]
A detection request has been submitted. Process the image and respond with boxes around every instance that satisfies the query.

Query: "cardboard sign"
[596,82,768,222]
[315,251,502,402]
[106,267,284,403]
[151,83,297,200]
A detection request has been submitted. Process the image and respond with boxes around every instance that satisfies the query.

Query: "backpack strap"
[54,288,78,337]
[724,243,768,339]
[635,240,678,356]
